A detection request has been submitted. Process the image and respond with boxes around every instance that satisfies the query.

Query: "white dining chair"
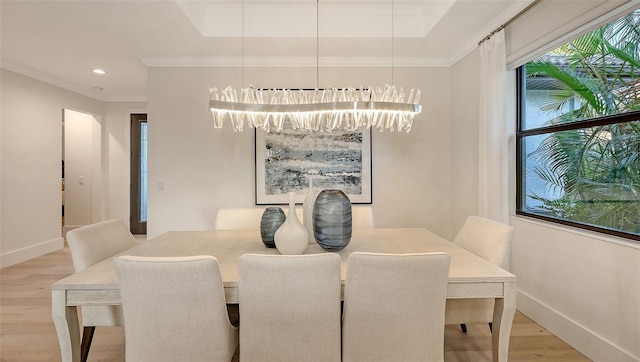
[446,215,514,333]
[114,255,239,362]
[342,252,451,362]
[238,253,342,362]
[351,206,375,229]
[65,219,137,362]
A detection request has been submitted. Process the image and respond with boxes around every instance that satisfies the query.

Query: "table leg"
[52,289,81,362]
[491,282,517,362]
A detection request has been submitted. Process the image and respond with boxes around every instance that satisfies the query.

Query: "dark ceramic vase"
[260,207,286,248]
[312,190,352,251]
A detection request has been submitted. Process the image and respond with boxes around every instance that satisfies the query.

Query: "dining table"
[52,228,516,362]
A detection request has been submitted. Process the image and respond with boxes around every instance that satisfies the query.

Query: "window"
[516,9,640,241]
[130,114,147,235]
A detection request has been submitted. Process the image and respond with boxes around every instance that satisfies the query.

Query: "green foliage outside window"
[521,10,640,237]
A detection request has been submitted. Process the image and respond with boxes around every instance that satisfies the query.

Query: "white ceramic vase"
[274,192,309,255]
[302,177,317,244]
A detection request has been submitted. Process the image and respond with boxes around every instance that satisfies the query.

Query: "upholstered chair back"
[115,255,238,362]
[342,252,451,362]
[239,253,342,362]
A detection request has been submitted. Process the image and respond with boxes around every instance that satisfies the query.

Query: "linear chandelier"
[209,85,421,133]
[209,1,422,133]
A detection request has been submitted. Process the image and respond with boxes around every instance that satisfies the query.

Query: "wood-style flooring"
[0,243,591,361]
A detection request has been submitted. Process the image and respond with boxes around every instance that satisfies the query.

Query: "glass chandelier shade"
[209,85,422,133]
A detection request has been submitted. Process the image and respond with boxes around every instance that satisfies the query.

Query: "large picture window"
[516,9,640,241]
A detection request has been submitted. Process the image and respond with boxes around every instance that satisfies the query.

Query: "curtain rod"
[478,0,543,46]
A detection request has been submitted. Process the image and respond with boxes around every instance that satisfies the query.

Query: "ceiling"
[0,0,534,102]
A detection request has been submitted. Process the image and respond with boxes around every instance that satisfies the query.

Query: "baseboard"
[517,290,638,362]
[0,237,64,268]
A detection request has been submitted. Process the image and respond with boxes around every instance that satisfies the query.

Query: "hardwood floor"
[0,244,591,362]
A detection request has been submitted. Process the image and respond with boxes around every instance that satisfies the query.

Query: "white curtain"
[478,29,509,223]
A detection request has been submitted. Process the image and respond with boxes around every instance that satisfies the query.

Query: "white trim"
[104,95,147,103]
[0,237,64,268]
[510,215,640,250]
[1,60,107,102]
[0,61,146,103]
[140,56,240,67]
[139,56,450,68]
[448,0,539,67]
[517,290,639,362]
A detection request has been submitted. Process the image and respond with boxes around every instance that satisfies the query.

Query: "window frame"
[130,113,147,235]
[515,67,640,242]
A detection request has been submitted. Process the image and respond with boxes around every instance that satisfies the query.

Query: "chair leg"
[81,326,95,362]
[488,322,493,333]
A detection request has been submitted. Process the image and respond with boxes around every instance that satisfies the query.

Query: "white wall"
[146,66,451,238]
[449,1,640,360]
[0,70,102,267]
[512,218,640,361]
[0,69,145,267]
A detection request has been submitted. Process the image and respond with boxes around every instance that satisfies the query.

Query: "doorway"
[62,109,101,235]
[130,114,147,235]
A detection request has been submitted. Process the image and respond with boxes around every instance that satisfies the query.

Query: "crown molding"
[1,60,147,103]
[1,60,107,102]
[103,95,148,103]
[140,56,451,68]
[447,0,539,66]
[3,53,452,104]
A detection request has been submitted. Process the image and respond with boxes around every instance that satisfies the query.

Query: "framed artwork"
[255,126,372,205]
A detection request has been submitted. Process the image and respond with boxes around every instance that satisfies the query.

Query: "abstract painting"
[255,126,372,204]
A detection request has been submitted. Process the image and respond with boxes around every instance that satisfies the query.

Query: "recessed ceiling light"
[92,69,107,75]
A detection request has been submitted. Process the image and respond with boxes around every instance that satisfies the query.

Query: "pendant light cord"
[242,0,245,90]
[316,0,320,90]
[391,0,394,85]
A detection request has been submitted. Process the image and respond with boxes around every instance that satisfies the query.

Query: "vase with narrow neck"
[274,192,309,255]
[302,177,317,244]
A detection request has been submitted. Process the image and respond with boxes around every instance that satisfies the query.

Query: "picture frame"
[255,126,372,205]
